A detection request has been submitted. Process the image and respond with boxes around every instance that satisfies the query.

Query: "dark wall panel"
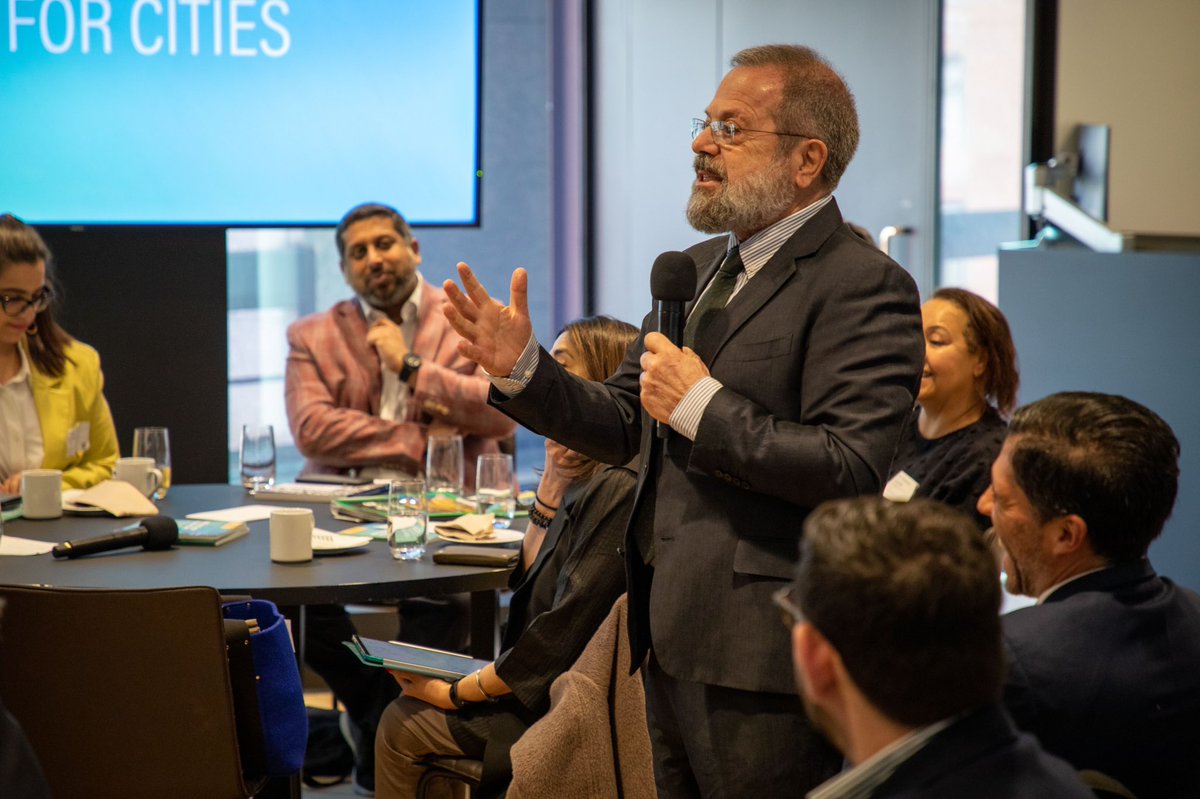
[39,227,228,484]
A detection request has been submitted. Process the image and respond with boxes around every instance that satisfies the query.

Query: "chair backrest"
[0,584,252,799]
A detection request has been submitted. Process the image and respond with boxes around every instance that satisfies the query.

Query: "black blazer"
[496,198,924,693]
[873,705,1092,798]
[1003,561,1200,798]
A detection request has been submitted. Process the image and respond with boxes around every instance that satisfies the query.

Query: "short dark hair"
[795,497,1002,726]
[1008,392,1180,562]
[932,287,1020,416]
[335,203,414,261]
[0,213,71,376]
[730,44,860,190]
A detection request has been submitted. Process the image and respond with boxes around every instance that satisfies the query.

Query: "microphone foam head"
[141,515,179,550]
[650,251,697,302]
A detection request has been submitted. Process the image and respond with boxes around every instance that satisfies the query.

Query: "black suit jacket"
[1003,561,1200,799]
[872,705,1092,798]
[496,199,923,693]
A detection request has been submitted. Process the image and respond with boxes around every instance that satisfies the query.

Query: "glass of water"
[239,424,276,490]
[132,426,172,499]
[475,453,515,529]
[425,434,464,497]
[387,478,428,561]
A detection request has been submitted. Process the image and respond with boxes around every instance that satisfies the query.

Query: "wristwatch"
[399,352,422,383]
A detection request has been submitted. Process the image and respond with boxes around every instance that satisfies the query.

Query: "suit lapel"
[333,301,382,415]
[26,343,64,465]
[691,198,845,363]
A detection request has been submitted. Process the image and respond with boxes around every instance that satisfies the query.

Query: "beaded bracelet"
[528,505,555,529]
[475,670,500,703]
[448,678,465,709]
[534,493,559,512]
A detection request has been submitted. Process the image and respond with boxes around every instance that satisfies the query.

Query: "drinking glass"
[239,424,276,490]
[132,426,172,499]
[387,479,428,561]
[425,434,464,497]
[475,453,515,529]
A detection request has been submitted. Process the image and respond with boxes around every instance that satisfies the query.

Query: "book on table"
[343,635,490,680]
[175,518,250,547]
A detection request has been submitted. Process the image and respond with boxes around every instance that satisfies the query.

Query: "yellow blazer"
[26,338,120,489]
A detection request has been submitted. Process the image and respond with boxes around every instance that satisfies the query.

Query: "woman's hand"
[1,472,22,495]
[390,672,457,711]
[537,440,581,508]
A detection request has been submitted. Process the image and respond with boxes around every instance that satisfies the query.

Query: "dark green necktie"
[682,246,744,349]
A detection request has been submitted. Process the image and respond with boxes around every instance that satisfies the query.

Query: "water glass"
[240,424,276,490]
[387,479,428,561]
[475,453,515,529]
[132,426,172,499]
[425,434,464,496]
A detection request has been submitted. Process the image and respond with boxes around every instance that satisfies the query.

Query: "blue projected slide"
[0,0,479,225]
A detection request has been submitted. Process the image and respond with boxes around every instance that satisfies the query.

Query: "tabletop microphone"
[650,250,698,440]
[51,515,179,559]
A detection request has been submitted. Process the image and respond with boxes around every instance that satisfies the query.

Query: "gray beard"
[686,156,797,235]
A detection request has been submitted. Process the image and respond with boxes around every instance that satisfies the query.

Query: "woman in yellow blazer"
[0,214,119,494]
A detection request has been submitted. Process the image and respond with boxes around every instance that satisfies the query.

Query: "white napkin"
[434,513,496,542]
[0,535,56,556]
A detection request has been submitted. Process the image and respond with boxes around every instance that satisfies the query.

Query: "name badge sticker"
[883,470,919,502]
[66,422,91,459]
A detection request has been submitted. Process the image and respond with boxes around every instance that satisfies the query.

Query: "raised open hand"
[442,263,532,377]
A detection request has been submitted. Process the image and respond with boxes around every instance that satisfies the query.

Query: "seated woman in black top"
[886,288,1018,528]
[374,315,640,798]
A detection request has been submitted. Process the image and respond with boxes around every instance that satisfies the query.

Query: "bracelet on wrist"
[447,679,465,709]
[475,670,500,703]
[528,505,555,529]
[534,492,559,512]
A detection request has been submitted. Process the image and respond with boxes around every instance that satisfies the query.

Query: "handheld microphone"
[650,251,698,439]
[51,515,179,559]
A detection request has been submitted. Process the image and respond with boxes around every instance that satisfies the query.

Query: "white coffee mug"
[113,457,164,498]
[21,469,63,520]
[270,507,314,563]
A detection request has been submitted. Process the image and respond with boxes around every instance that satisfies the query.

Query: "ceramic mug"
[113,457,164,499]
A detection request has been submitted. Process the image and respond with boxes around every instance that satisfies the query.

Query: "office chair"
[0,584,271,799]
[417,755,482,798]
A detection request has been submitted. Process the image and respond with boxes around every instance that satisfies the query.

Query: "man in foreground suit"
[979,391,1200,798]
[781,497,1091,798]
[442,45,924,796]
[286,202,516,794]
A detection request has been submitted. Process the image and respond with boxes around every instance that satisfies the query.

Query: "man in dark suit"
[978,392,1200,798]
[441,44,924,796]
[781,496,1091,798]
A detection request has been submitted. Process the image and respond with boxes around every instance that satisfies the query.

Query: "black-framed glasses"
[772,584,805,629]
[691,118,818,146]
[0,288,52,317]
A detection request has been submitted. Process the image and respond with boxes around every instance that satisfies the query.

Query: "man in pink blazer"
[286,202,516,795]
[286,203,515,482]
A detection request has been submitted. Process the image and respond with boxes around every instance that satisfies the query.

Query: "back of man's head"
[1008,392,1180,563]
[796,497,1002,726]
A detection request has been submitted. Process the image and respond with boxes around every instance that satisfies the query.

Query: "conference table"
[0,483,516,659]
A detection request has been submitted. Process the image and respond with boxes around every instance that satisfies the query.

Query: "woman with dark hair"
[885,288,1018,528]
[375,315,640,797]
[0,214,119,494]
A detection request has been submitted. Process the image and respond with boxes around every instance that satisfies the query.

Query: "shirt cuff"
[486,333,540,397]
[669,377,723,441]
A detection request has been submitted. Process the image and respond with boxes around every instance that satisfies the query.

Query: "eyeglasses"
[0,288,52,317]
[772,584,805,629]
[691,118,818,146]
